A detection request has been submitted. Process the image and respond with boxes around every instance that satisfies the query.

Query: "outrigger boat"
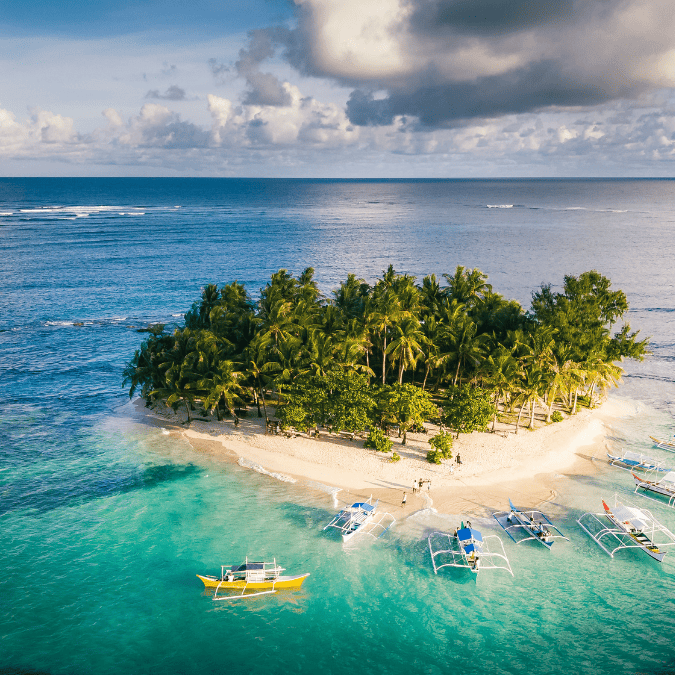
[323,496,395,542]
[606,450,671,473]
[577,496,675,562]
[632,471,675,508]
[428,526,513,577]
[197,558,309,600]
[649,435,675,452]
[493,499,569,549]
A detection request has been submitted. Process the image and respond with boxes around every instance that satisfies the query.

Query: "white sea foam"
[44,320,75,327]
[237,457,297,483]
[0,211,13,216]
[305,481,342,506]
[487,204,513,208]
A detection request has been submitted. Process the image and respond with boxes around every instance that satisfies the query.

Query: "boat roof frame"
[428,530,514,577]
[577,495,675,558]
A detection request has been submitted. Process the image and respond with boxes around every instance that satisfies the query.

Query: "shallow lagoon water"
[1,178,675,674]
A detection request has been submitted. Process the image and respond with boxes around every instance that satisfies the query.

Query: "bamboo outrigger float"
[197,558,310,600]
[493,499,569,549]
[577,496,675,563]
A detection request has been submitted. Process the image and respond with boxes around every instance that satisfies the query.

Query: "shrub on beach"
[429,430,453,459]
[427,450,443,464]
[364,428,393,453]
[390,452,401,462]
[551,410,564,423]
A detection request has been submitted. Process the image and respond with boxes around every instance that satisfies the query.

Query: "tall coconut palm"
[386,317,427,384]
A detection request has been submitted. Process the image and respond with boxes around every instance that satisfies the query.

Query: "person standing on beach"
[412,480,418,493]
[402,492,407,506]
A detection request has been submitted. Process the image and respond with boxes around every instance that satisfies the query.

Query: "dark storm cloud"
[407,0,576,35]
[346,60,647,127]
[247,0,675,128]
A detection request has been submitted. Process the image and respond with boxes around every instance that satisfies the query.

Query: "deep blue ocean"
[2,178,675,675]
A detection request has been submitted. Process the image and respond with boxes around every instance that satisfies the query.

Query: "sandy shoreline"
[131,396,622,518]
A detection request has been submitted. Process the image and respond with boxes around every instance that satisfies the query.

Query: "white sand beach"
[133,397,616,517]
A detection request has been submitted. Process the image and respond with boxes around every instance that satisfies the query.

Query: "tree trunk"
[398,357,404,385]
[515,400,526,434]
[253,389,262,417]
[402,427,407,445]
[184,399,192,424]
[572,390,578,414]
[259,380,268,434]
[382,333,387,384]
[422,363,430,390]
[529,399,535,428]
[453,358,461,387]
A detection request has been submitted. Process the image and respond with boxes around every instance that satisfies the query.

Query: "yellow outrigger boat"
[197,558,309,600]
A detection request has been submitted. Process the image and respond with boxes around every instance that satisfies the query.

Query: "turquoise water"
[2,179,675,674]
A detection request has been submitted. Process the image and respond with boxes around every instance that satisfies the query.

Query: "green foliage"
[427,450,443,464]
[277,370,374,433]
[443,385,495,435]
[390,452,401,462]
[429,430,453,459]
[364,428,393,453]
[551,410,564,423]
[124,266,648,438]
[377,383,437,445]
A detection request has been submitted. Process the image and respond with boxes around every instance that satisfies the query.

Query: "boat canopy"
[457,528,482,542]
[352,502,375,513]
[662,472,675,484]
[612,504,647,531]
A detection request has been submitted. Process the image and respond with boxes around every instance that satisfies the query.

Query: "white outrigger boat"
[649,435,675,452]
[493,499,569,549]
[323,496,395,542]
[577,496,675,562]
[607,450,671,473]
[197,558,310,600]
[632,471,675,508]
[428,526,513,577]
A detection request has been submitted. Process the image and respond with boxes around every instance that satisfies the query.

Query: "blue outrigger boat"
[323,496,395,542]
[428,525,513,576]
[493,499,569,549]
[607,450,671,473]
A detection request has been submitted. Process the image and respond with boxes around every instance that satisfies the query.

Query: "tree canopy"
[124,266,648,438]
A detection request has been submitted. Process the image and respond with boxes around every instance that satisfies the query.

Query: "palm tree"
[386,317,426,384]
[484,347,521,431]
[444,316,486,386]
[370,291,403,384]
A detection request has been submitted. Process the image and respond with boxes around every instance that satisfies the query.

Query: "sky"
[2,0,675,177]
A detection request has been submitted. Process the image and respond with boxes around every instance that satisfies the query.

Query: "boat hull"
[197,573,310,590]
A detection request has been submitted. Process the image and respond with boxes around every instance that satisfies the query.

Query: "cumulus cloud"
[265,0,675,127]
[3,82,675,175]
[145,85,187,101]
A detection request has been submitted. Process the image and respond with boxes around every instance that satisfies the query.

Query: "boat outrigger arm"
[577,495,675,562]
[493,499,569,549]
[323,496,396,542]
[428,529,514,577]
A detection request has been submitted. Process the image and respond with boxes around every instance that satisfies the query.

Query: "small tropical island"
[125,266,649,512]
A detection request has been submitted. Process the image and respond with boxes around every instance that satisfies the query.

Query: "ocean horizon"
[2,177,675,675]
